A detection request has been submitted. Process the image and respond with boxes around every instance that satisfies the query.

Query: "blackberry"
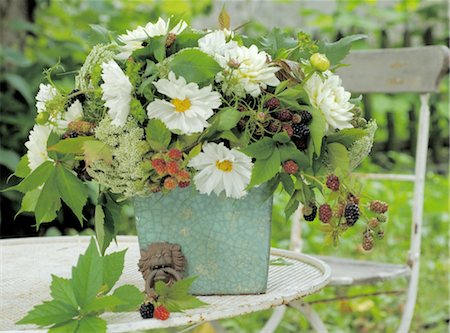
[281,123,293,137]
[74,160,92,181]
[292,136,308,151]
[303,204,317,222]
[265,97,280,110]
[276,109,293,121]
[299,111,312,125]
[370,200,389,214]
[268,119,281,133]
[319,204,332,223]
[362,230,374,251]
[344,203,360,226]
[139,303,154,319]
[62,131,79,139]
[292,123,310,139]
[68,89,86,104]
[326,175,340,191]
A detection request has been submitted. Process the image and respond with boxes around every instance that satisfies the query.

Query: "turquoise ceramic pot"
[133,185,273,295]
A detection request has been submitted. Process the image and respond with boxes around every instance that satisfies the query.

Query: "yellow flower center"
[216,160,233,172]
[171,98,191,113]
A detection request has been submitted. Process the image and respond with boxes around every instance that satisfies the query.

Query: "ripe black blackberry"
[276,109,293,121]
[344,203,360,226]
[265,97,280,110]
[362,230,374,251]
[299,111,312,125]
[303,204,317,222]
[68,89,86,104]
[62,131,79,139]
[326,175,340,191]
[319,204,332,223]
[139,303,154,319]
[292,136,308,151]
[292,123,310,139]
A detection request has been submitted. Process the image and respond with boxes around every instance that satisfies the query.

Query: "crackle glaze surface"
[133,186,273,295]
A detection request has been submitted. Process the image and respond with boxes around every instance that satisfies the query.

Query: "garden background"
[0,0,448,332]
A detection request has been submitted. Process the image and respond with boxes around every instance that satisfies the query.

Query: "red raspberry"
[167,148,182,160]
[282,123,293,137]
[151,159,166,176]
[283,160,299,174]
[176,169,190,181]
[326,175,340,191]
[154,305,170,320]
[166,161,180,176]
[163,177,177,190]
[178,180,191,188]
[319,204,332,223]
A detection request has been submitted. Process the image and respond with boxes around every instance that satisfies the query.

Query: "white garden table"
[0,236,331,332]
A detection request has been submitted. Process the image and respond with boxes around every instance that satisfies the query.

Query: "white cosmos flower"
[304,71,354,131]
[147,72,222,135]
[198,30,238,66]
[116,18,187,60]
[25,125,52,171]
[217,44,280,97]
[188,142,253,199]
[100,60,133,127]
[56,100,84,130]
[36,83,58,113]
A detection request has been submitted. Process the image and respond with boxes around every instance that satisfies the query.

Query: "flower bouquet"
[8,14,389,298]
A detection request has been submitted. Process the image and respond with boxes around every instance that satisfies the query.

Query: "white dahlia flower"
[188,142,253,199]
[147,72,221,135]
[100,60,133,127]
[304,72,354,131]
[25,125,52,171]
[35,83,58,113]
[198,30,238,66]
[218,44,280,97]
[116,18,187,60]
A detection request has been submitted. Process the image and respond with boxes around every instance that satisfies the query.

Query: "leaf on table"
[16,300,78,326]
[76,316,106,333]
[83,295,124,313]
[110,285,144,312]
[155,277,207,312]
[102,250,126,294]
[48,320,79,333]
[50,275,78,309]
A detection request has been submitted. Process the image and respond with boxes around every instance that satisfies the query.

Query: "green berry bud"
[310,53,330,72]
[35,112,50,125]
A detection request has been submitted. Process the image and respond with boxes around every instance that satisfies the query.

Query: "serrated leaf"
[280,173,295,195]
[17,300,77,326]
[102,250,126,294]
[94,205,106,255]
[4,160,54,193]
[83,295,123,313]
[327,128,367,148]
[110,285,144,312]
[155,277,207,312]
[99,194,121,254]
[15,188,40,218]
[146,119,172,151]
[13,155,31,178]
[318,34,367,65]
[240,137,275,159]
[83,141,112,166]
[50,275,78,309]
[218,6,231,30]
[35,168,61,226]
[132,35,166,63]
[248,148,281,188]
[273,131,291,143]
[327,142,350,173]
[278,143,310,168]
[169,49,222,84]
[48,321,79,333]
[48,136,94,155]
[284,196,299,221]
[215,107,242,131]
[77,316,106,333]
[71,238,103,309]
[259,28,297,59]
[309,109,326,156]
[55,165,87,223]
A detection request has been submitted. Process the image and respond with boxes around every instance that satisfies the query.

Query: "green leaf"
[17,300,77,326]
[5,160,54,193]
[14,155,31,178]
[273,131,291,143]
[110,285,144,312]
[240,137,275,159]
[327,142,350,173]
[248,148,281,188]
[276,85,304,109]
[77,316,106,333]
[280,173,295,195]
[132,35,166,62]
[94,205,106,255]
[169,49,222,84]
[15,188,40,218]
[5,73,34,106]
[327,128,367,148]
[183,143,202,166]
[83,295,123,313]
[284,196,299,221]
[48,321,79,333]
[309,109,326,156]
[71,238,103,309]
[83,141,112,165]
[278,143,310,168]
[155,277,207,312]
[35,168,61,226]
[48,137,94,155]
[99,194,121,254]
[215,107,242,131]
[259,28,297,58]
[102,250,126,294]
[318,34,367,65]
[146,119,172,151]
[55,165,88,223]
[50,275,78,309]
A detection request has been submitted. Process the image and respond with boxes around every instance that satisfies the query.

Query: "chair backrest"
[290,46,450,267]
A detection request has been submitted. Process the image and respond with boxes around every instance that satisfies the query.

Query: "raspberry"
[176,169,190,181]
[178,180,191,188]
[370,200,389,214]
[268,119,281,133]
[368,218,379,229]
[347,193,360,205]
[281,123,293,137]
[377,229,385,240]
[319,204,332,223]
[167,148,182,160]
[154,305,170,320]
[291,113,302,124]
[151,159,166,176]
[299,111,312,125]
[344,203,360,226]
[377,214,387,223]
[163,177,177,190]
[292,123,310,139]
[166,161,180,176]
[276,109,293,121]
[283,160,299,174]
[265,97,280,110]
[362,230,374,251]
[303,204,317,222]
[292,136,308,151]
[139,303,154,319]
[326,175,340,191]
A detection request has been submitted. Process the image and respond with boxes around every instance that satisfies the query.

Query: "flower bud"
[35,112,50,125]
[310,53,330,72]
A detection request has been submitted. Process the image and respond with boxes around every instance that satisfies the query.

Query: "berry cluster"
[139,303,170,320]
[149,148,191,192]
[62,120,95,138]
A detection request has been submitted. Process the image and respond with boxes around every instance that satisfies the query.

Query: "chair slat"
[337,46,450,93]
[353,173,416,182]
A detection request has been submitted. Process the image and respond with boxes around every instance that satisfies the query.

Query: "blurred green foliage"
[0,0,448,332]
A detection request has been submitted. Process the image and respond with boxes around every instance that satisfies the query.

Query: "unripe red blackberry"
[276,109,293,121]
[167,148,182,160]
[303,204,317,222]
[265,97,280,110]
[299,111,312,125]
[368,218,379,229]
[370,200,389,214]
[178,180,191,188]
[282,123,293,137]
[268,119,281,133]
[326,175,340,191]
[319,204,332,223]
[151,158,166,176]
[166,161,180,176]
[348,193,360,205]
[283,160,299,174]
[344,203,360,226]
[362,230,374,251]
